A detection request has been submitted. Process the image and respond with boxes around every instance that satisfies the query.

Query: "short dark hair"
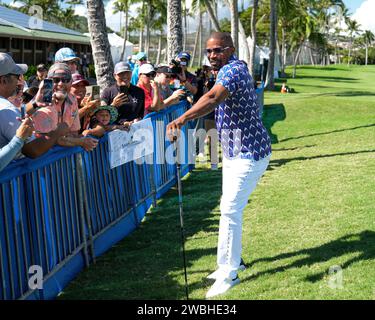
[207,32,234,48]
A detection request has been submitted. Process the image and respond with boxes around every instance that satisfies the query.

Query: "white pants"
[217,155,271,279]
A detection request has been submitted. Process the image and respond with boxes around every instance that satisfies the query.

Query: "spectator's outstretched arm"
[0,117,34,171]
[56,136,98,152]
[163,89,185,107]
[22,122,70,158]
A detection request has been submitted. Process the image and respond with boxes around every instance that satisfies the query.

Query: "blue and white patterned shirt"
[215,56,272,160]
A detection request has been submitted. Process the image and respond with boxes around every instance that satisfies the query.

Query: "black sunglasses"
[144,73,156,78]
[205,47,231,55]
[52,77,71,84]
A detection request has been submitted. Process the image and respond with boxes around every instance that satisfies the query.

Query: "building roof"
[0,5,90,44]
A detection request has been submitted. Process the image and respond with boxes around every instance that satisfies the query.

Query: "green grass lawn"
[59,65,375,300]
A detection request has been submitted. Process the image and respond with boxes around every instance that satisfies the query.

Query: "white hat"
[139,64,155,75]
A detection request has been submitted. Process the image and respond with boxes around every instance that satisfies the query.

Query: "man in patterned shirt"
[167,32,272,298]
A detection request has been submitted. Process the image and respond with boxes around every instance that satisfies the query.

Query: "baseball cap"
[55,47,80,63]
[135,52,147,61]
[0,53,28,76]
[139,64,155,75]
[37,63,47,72]
[156,66,173,74]
[114,62,132,74]
[72,73,89,86]
[177,52,191,61]
[48,63,72,79]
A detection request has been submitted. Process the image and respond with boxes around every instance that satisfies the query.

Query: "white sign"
[108,118,154,168]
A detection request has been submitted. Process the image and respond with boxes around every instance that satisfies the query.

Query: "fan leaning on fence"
[167,32,272,298]
[0,53,70,171]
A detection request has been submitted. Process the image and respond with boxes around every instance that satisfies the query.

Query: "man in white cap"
[101,61,145,125]
[0,53,69,158]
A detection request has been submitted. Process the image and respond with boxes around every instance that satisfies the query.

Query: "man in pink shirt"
[28,63,98,151]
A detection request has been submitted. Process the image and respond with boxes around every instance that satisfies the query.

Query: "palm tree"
[229,0,239,56]
[249,0,259,77]
[346,19,361,65]
[113,0,133,61]
[363,30,375,66]
[86,0,114,90]
[167,0,183,62]
[266,0,277,90]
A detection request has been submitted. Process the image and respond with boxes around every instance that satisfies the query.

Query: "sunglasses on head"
[52,77,71,84]
[205,47,231,55]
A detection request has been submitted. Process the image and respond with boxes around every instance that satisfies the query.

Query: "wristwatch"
[32,102,40,110]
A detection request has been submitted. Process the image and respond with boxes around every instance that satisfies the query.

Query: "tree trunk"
[204,0,221,32]
[365,43,368,65]
[183,0,187,51]
[167,0,183,62]
[239,19,250,65]
[249,0,258,77]
[198,11,203,66]
[309,47,315,66]
[281,26,286,75]
[120,9,129,61]
[293,45,302,78]
[190,12,201,68]
[156,33,162,65]
[139,28,144,52]
[145,4,151,57]
[266,0,276,90]
[86,0,114,90]
[229,0,239,57]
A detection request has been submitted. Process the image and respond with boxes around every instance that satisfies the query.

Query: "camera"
[170,59,182,75]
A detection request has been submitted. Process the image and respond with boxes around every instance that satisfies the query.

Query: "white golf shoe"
[206,276,240,298]
[207,259,246,280]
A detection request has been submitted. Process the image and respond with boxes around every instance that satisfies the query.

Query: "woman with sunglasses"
[136,64,164,116]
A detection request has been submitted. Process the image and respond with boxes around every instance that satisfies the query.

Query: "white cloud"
[352,0,375,33]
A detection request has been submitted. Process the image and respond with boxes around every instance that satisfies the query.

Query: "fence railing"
[0,101,192,300]
[0,82,265,300]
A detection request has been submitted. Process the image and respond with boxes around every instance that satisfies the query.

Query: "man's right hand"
[111,93,128,108]
[166,117,185,142]
[81,137,98,151]
[16,117,34,141]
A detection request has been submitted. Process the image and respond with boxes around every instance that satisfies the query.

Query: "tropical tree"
[167,0,183,62]
[362,30,374,66]
[249,0,259,77]
[113,0,132,61]
[86,0,114,90]
[229,0,239,56]
[346,18,361,65]
[266,0,276,89]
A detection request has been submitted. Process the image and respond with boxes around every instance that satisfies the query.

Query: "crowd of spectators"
[0,46,219,172]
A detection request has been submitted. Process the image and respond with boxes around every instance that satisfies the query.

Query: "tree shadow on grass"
[262,104,287,144]
[279,123,375,143]
[268,148,375,170]
[244,230,375,284]
[60,167,223,300]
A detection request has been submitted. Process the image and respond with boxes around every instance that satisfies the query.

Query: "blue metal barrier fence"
[0,101,192,300]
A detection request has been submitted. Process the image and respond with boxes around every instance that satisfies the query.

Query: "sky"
[2,0,374,34]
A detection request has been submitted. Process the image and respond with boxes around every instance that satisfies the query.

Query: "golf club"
[174,136,189,300]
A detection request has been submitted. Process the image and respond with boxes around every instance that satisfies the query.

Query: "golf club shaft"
[176,159,189,300]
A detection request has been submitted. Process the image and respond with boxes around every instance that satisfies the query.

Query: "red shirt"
[137,83,163,116]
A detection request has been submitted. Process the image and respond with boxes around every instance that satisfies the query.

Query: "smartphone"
[119,85,128,95]
[86,85,100,100]
[42,79,53,103]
